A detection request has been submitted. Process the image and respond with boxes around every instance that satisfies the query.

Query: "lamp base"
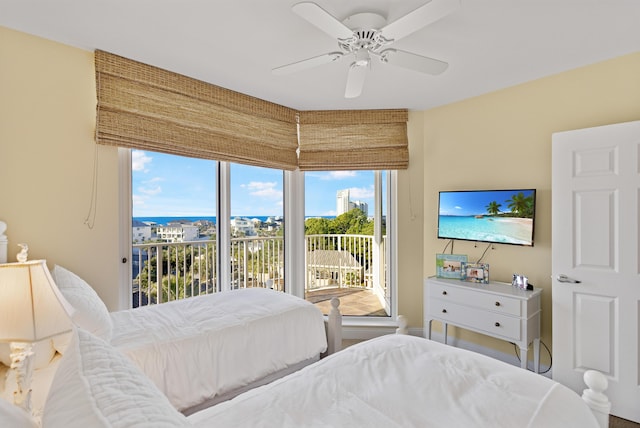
[8,342,34,414]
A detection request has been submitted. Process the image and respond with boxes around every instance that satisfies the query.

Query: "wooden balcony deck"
[305,287,388,317]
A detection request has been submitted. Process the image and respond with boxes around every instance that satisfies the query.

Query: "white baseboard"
[343,325,551,378]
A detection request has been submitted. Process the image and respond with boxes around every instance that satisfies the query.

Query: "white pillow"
[0,397,38,428]
[51,265,113,342]
[43,329,191,428]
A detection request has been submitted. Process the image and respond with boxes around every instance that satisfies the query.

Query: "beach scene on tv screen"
[438,190,535,246]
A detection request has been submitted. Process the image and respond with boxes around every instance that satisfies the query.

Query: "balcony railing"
[305,234,375,291]
[132,240,217,307]
[132,234,385,308]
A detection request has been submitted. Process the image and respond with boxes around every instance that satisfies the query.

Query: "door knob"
[557,274,581,283]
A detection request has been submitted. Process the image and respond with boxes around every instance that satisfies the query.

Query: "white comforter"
[188,334,599,428]
[109,288,327,411]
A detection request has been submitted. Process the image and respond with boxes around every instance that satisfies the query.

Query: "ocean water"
[438,215,533,245]
[133,215,335,226]
[134,216,217,225]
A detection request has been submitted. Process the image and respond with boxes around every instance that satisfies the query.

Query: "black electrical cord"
[512,340,552,374]
[476,242,493,264]
[441,239,453,254]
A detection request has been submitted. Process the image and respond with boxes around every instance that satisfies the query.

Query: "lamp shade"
[0,260,74,342]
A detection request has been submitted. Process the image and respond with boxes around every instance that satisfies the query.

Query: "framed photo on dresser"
[461,262,489,284]
[435,254,468,279]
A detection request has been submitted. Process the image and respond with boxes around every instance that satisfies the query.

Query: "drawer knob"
[495,322,501,327]
[442,291,447,296]
[495,301,501,306]
[442,309,447,314]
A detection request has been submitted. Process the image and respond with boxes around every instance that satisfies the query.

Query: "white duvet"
[188,334,599,428]
[109,288,327,411]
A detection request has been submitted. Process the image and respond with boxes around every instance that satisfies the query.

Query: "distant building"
[132,220,152,243]
[262,216,283,232]
[231,217,255,236]
[352,200,368,217]
[336,189,350,215]
[336,189,368,216]
[157,224,199,242]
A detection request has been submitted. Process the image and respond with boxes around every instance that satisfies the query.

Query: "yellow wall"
[2,26,640,365]
[417,52,640,364]
[0,27,121,309]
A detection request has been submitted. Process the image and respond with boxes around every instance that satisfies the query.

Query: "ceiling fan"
[273,0,460,98]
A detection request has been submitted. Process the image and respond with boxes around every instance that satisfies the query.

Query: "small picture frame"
[436,254,468,279]
[461,262,489,284]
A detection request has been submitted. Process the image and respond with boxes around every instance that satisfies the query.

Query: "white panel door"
[552,120,640,422]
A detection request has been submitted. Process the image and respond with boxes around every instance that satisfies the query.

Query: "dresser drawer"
[429,282,521,316]
[429,299,521,341]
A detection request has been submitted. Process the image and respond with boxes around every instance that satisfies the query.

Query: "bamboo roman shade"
[298,109,409,171]
[95,50,299,170]
[95,50,409,171]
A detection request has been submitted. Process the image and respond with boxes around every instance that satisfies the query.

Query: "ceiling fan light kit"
[274,0,460,98]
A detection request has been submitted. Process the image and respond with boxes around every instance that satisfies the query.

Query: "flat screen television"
[437,189,536,246]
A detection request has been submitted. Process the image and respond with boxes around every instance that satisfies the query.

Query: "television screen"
[438,189,536,246]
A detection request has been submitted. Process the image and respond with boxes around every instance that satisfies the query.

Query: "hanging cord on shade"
[476,242,493,263]
[84,74,102,230]
[83,89,101,232]
[83,142,99,230]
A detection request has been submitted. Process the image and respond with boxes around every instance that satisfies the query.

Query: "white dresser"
[424,276,542,372]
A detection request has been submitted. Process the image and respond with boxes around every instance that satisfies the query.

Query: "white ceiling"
[1,0,639,111]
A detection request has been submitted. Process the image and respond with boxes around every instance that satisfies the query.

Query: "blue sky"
[132,150,376,217]
[438,190,535,216]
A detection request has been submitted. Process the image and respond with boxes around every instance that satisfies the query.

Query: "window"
[304,170,393,317]
[130,150,217,307]
[229,164,285,292]
[123,149,397,321]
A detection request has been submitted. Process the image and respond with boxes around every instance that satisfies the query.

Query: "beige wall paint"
[397,110,425,325]
[2,26,639,364]
[420,51,640,364]
[0,27,121,309]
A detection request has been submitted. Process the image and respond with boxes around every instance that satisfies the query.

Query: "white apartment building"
[157,225,199,242]
[336,189,368,216]
[352,200,368,216]
[336,189,350,215]
[132,220,152,243]
[231,217,255,236]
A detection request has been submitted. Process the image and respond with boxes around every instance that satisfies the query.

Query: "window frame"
[119,149,398,327]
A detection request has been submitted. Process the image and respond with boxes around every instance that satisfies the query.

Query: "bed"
[48,264,333,414]
[190,334,606,427]
[27,328,608,428]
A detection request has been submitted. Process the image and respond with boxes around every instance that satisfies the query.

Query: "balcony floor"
[306,287,388,317]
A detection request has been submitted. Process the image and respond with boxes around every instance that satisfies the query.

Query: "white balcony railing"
[132,234,384,308]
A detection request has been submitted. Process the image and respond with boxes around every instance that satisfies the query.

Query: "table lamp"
[0,258,74,413]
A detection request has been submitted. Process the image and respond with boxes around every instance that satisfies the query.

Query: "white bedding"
[188,334,599,428]
[109,288,327,412]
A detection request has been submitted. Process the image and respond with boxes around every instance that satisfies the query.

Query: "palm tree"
[506,192,534,217]
[486,201,501,215]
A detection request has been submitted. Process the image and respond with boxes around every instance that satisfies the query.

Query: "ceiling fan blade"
[272,52,343,75]
[344,63,368,98]
[378,49,448,75]
[380,0,460,42]
[292,2,353,40]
